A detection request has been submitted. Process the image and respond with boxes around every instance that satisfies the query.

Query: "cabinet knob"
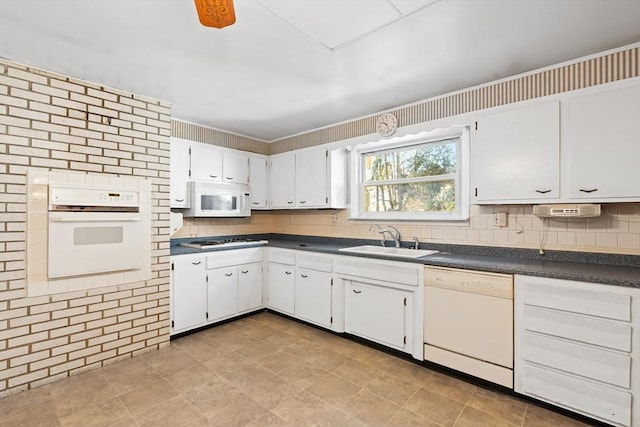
[225,272,233,277]
[579,188,598,193]
[535,189,551,194]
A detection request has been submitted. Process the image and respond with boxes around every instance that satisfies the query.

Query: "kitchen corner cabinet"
[564,80,640,201]
[249,154,269,209]
[472,101,560,203]
[170,253,207,333]
[269,146,346,209]
[169,137,191,208]
[515,275,640,427]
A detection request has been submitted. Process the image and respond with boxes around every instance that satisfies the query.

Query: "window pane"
[363,180,456,212]
[364,142,457,182]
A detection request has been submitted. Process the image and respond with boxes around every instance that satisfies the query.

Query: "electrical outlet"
[493,212,508,227]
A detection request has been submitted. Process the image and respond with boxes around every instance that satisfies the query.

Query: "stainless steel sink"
[338,245,439,258]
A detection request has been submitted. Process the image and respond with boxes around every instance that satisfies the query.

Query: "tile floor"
[1,312,593,426]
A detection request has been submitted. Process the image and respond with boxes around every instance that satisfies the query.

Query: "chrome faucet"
[372,224,401,247]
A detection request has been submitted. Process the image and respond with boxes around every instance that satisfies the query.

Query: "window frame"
[350,126,469,221]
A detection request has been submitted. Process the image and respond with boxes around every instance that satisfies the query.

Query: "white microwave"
[183,181,251,217]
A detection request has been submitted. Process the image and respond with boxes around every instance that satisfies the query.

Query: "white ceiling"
[0,0,639,142]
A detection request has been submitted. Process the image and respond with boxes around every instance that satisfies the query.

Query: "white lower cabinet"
[335,256,422,360]
[267,262,295,315]
[345,281,409,350]
[515,275,640,427]
[295,252,333,328]
[171,248,263,335]
[170,254,207,333]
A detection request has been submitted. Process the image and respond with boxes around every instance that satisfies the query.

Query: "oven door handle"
[49,213,141,222]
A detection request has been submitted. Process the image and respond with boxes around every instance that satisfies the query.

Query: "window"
[351,127,469,221]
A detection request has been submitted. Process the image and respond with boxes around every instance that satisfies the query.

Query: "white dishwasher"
[424,266,514,388]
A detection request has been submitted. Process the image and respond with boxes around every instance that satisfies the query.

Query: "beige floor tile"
[277,360,328,389]
[3,397,59,427]
[331,357,381,387]
[306,373,362,407]
[221,361,280,390]
[338,388,402,426]
[0,383,53,419]
[202,350,255,376]
[259,330,299,349]
[246,411,292,426]
[257,349,304,374]
[387,408,445,427]
[523,403,591,427]
[365,367,423,406]
[404,387,466,427]
[272,391,364,427]
[58,397,131,427]
[102,356,163,394]
[133,395,209,427]
[119,378,179,415]
[142,344,200,377]
[163,362,217,392]
[205,392,269,426]
[234,340,280,362]
[243,375,303,409]
[454,406,518,427]
[423,371,477,404]
[48,370,118,418]
[466,387,527,426]
[174,373,242,418]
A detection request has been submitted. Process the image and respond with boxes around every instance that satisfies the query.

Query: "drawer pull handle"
[252,202,260,205]
[225,176,234,180]
[209,174,218,178]
[300,201,306,204]
[579,188,598,193]
[192,261,201,265]
[535,189,551,194]
[287,201,293,204]
[352,289,362,294]
[241,270,249,274]
[174,198,184,202]
[285,271,292,275]
[225,272,233,277]
[301,274,308,278]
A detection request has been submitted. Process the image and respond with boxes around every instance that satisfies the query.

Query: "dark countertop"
[170,234,640,288]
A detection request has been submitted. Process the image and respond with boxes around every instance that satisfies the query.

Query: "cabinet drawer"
[424,266,513,298]
[267,249,295,265]
[297,253,332,272]
[523,332,631,388]
[520,277,631,321]
[206,248,262,269]
[523,306,632,352]
[521,363,631,427]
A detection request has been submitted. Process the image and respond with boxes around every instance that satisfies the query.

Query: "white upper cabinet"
[472,101,560,203]
[249,155,269,209]
[564,80,640,201]
[471,77,640,204]
[270,154,296,208]
[169,137,191,208]
[223,150,249,184]
[270,147,346,209]
[190,142,223,182]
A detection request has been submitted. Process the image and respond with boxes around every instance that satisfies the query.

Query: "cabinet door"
[345,281,407,350]
[238,262,262,312]
[207,266,238,321]
[169,138,191,208]
[295,149,328,207]
[472,101,560,202]
[223,151,249,184]
[190,141,223,182]
[269,154,296,208]
[565,83,640,200]
[267,262,295,314]
[171,256,207,332]
[249,155,269,209]
[295,268,332,328]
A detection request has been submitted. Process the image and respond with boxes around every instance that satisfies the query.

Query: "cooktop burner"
[179,238,268,249]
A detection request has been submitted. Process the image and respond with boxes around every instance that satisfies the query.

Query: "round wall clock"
[376,112,398,137]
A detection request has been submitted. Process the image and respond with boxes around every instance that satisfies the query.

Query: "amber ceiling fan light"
[194,0,236,29]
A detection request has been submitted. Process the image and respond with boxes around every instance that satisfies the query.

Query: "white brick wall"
[0,57,170,397]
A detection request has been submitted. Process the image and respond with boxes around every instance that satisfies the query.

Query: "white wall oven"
[48,185,143,279]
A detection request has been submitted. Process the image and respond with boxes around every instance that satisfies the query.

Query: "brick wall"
[0,58,171,397]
